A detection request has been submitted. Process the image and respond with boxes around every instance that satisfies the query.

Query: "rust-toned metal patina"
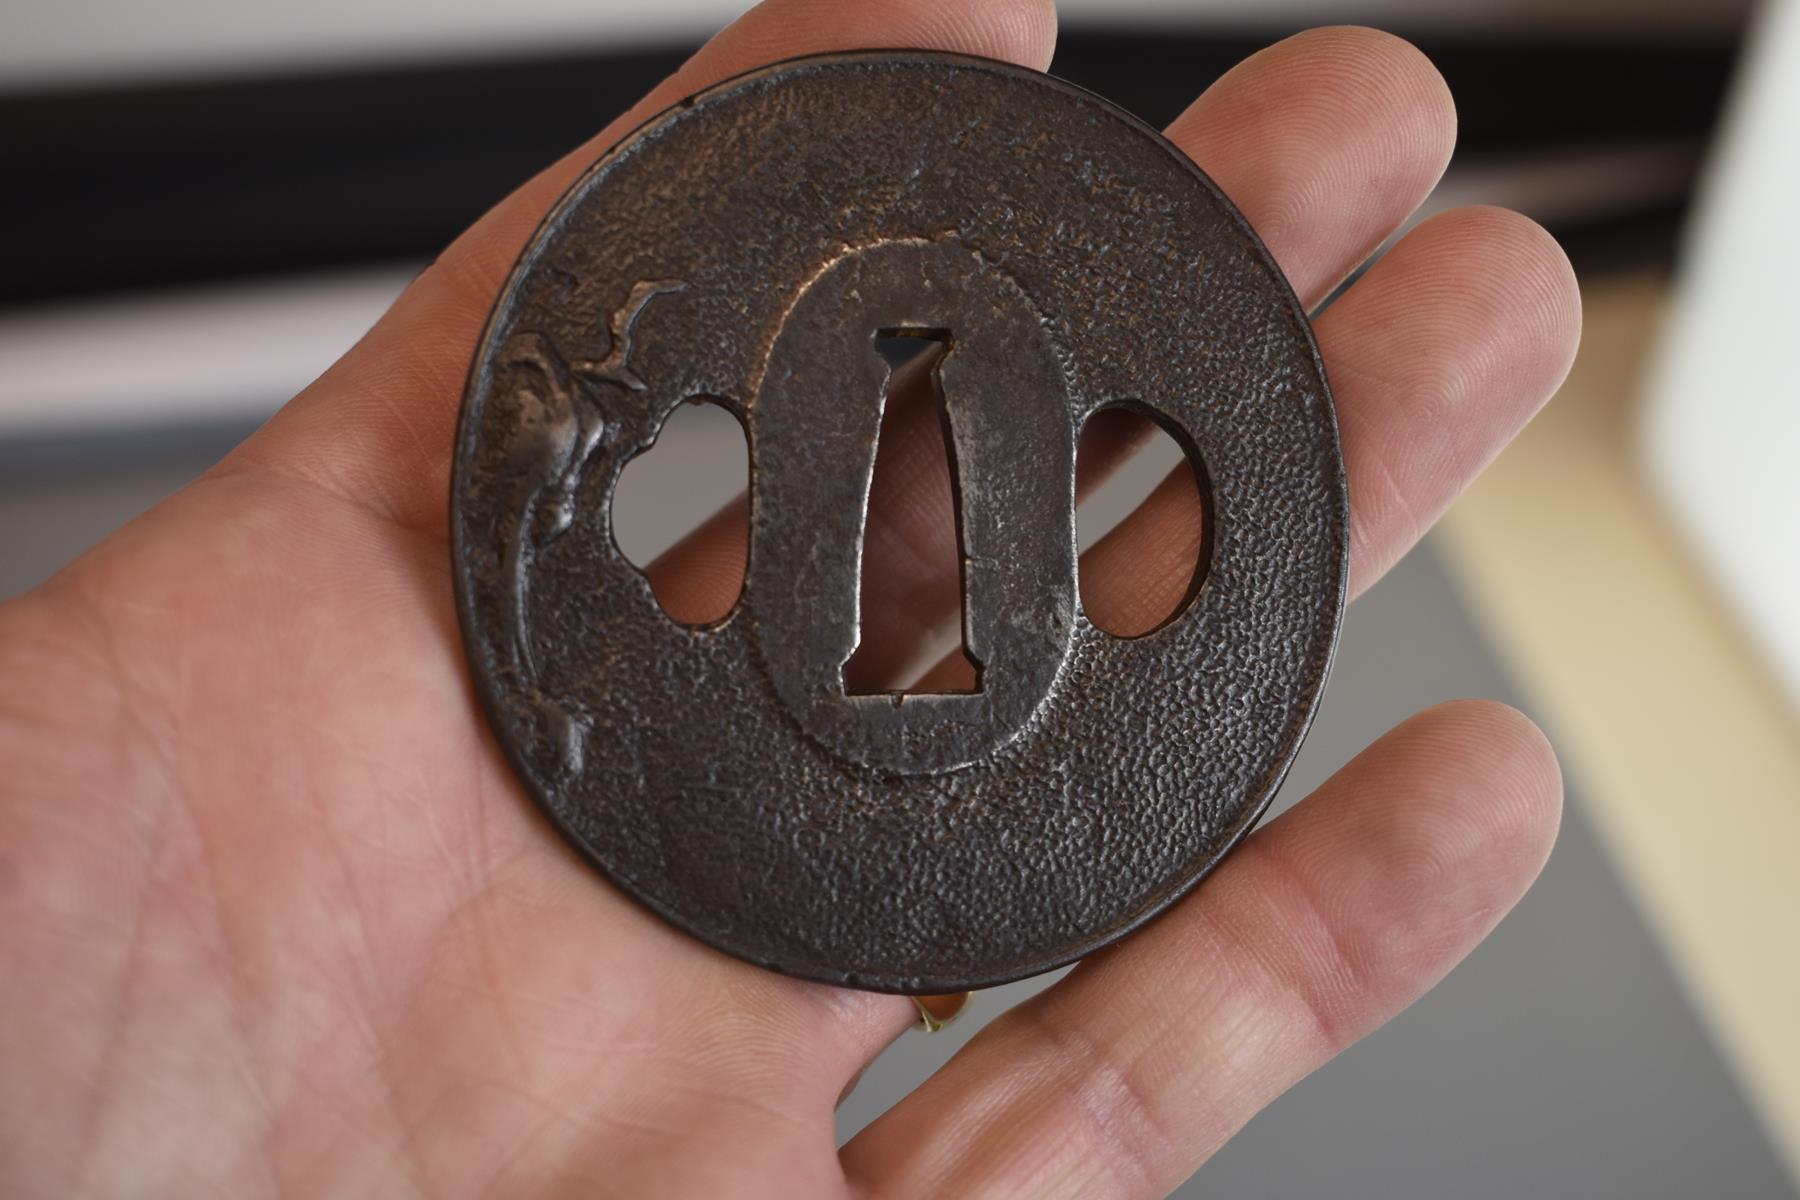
[451,52,1348,993]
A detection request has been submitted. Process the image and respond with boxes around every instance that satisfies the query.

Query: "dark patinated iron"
[451,52,1348,993]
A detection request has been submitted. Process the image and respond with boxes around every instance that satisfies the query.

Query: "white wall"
[1643,0,1800,716]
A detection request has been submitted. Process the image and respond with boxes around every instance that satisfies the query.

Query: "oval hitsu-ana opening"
[611,396,749,625]
[1075,401,1213,637]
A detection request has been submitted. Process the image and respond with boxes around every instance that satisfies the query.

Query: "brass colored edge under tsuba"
[913,992,974,1034]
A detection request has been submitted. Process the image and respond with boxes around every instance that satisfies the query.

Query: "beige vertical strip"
[1436,273,1800,1186]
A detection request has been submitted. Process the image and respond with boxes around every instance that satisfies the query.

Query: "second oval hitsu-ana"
[450,52,1349,993]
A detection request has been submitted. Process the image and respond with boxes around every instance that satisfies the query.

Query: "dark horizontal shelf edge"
[0,27,1740,308]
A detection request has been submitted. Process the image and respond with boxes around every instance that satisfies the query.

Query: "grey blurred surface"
[0,423,1792,1199]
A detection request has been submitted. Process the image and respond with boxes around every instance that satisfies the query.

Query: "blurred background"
[3,0,1797,1195]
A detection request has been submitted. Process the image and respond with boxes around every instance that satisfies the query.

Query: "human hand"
[0,3,1580,1196]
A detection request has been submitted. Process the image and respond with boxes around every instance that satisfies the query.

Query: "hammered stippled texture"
[451,52,1348,993]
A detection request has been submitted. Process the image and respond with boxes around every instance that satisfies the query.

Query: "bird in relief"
[493,279,685,772]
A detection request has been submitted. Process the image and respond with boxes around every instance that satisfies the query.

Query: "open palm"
[0,3,1580,1196]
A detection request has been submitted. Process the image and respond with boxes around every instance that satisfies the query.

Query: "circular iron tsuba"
[451,51,1349,993]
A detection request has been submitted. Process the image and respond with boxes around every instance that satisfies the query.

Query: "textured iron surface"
[451,52,1348,993]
